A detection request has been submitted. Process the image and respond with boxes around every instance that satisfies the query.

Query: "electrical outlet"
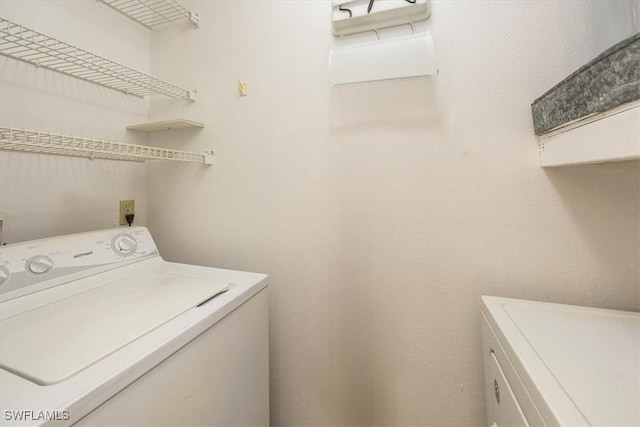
[119,200,135,226]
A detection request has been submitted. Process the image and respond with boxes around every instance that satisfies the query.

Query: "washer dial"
[111,234,138,257]
[26,256,54,275]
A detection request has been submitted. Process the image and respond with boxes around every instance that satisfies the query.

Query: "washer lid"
[486,297,640,426]
[0,271,229,385]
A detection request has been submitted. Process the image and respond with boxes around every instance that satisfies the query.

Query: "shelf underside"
[126,119,204,132]
[0,18,195,100]
[532,33,639,136]
[0,127,212,164]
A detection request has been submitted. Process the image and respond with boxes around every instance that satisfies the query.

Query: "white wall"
[584,0,640,55]
[0,0,150,243]
[146,1,640,426]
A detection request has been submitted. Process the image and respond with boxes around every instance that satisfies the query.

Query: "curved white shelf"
[98,0,200,29]
[0,126,213,165]
[0,18,196,100]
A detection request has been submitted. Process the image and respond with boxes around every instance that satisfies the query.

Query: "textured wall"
[0,1,150,243]
[584,0,640,55]
[145,1,640,426]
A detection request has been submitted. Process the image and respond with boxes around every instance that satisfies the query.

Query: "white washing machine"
[0,226,269,426]
[481,296,639,427]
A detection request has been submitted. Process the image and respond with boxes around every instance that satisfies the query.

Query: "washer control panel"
[111,233,138,257]
[0,226,159,298]
[25,255,54,275]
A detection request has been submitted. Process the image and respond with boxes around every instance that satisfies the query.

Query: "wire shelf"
[0,126,214,165]
[0,18,196,100]
[98,0,200,29]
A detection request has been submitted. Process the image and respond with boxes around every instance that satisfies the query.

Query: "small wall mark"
[238,80,248,96]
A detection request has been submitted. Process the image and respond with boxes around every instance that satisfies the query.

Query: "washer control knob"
[26,256,54,275]
[112,234,137,256]
[0,266,10,288]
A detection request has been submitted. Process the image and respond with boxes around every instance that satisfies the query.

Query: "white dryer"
[481,296,639,426]
[0,227,269,426]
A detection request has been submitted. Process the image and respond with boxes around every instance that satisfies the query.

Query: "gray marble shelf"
[531,32,640,136]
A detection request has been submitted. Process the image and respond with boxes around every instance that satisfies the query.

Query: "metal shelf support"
[0,18,196,101]
[0,126,214,165]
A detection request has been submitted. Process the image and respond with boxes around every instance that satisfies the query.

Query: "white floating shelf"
[0,18,196,100]
[98,0,200,29]
[538,103,640,167]
[332,0,431,36]
[0,126,214,165]
[126,119,204,132]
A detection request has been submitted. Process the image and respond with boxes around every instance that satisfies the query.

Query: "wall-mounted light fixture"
[329,0,435,85]
[329,31,436,85]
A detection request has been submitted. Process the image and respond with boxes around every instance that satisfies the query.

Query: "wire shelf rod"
[0,18,195,100]
[97,0,199,29]
[0,24,182,98]
[0,127,213,165]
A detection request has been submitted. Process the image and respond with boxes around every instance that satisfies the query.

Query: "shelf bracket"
[204,151,215,165]
[189,12,200,29]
